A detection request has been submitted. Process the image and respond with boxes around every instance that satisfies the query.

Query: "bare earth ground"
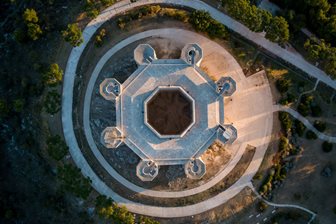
[272,138,336,224]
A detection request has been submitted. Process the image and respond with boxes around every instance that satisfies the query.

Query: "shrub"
[43,63,63,86]
[27,23,42,40]
[297,103,309,117]
[57,164,92,199]
[314,120,326,132]
[294,119,306,137]
[12,99,24,113]
[279,136,289,152]
[322,141,333,153]
[257,201,268,212]
[95,195,135,223]
[306,130,317,140]
[95,195,114,219]
[23,8,39,23]
[44,90,61,115]
[47,135,68,161]
[189,10,227,39]
[0,99,9,116]
[95,29,107,47]
[301,94,314,106]
[62,23,83,47]
[276,78,291,93]
[279,112,292,132]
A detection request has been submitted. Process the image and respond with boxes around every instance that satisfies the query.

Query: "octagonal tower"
[99,43,237,181]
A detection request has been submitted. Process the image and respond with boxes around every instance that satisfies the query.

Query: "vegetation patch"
[57,164,92,200]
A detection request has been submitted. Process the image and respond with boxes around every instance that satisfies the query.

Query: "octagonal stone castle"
[100,44,237,181]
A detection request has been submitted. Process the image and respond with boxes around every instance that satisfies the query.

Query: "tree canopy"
[43,63,63,86]
[265,16,290,45]
[57,164,92,199]
[62,23,83,47]
[47,135,68,161]
[23,8,39,23]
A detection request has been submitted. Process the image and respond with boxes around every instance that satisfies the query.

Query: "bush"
[0,99,9,117]
[322,141,333,153]
[47,135,68,161]
[189,10,227,39]
[257,201,268,212]
[276,78,291,93]
[297,103,309,117]
[279,136,289,152]
[313,120,326,132]
[95,195,134,223]
[279,112,292,132]
[62,23,83,47]
[44,90,61,115]
[12,99,24,113]
[27,23,42,40]
[95,29,107,47]
[23,8,38,23]
[43,63,63,86]
[301,94,314,106]
[294,119,306,137]
[57,164,92,199]
[306,130,317,140]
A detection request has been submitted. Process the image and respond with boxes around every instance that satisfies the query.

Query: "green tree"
[62,23,83,47]
[95,195,134,223]
[12,99,24,113]
[43,63,63,86]
[27,23,42,40]
[23,8,39,23]
[57,164,92,199]
[306,130,317,140]
[44,90,61,115]
[47,135,68,161]
[265,16,290,45]
[276,78,291,93]
[189,10,211,32]
[95,29,107,47]
[279,112,292,133]
[294,119,306,137]
[0,99,9,117]
[313,120,326,132]
[95,195,114,219]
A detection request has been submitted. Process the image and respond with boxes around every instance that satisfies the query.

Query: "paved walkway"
[274,105,336,143]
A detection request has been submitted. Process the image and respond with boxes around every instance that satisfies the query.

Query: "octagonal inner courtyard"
[145,86,195,137]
